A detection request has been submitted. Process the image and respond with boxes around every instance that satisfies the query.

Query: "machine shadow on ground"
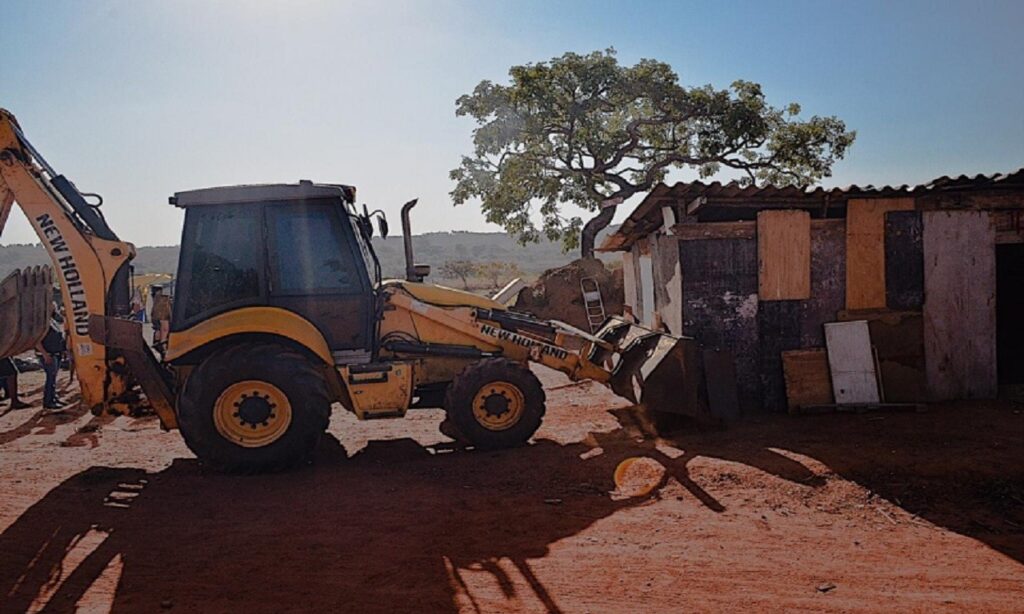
[0,401,1020,612]
[0,430,650,613]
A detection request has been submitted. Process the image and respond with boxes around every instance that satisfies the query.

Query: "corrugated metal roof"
[599,168,1024,251]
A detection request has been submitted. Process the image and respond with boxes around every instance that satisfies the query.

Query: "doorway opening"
[996,243,1024,389]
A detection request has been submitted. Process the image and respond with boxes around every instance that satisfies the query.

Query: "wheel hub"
[482,393,511,418]
[471,381,525,431]
[213,380,293,448]
[235,394,275,427]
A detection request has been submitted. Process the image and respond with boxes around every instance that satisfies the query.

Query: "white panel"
[638,254,655,326]
[824,320,880,404]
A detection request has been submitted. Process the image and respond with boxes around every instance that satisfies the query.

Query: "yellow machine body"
[165,306,334,365]
[0,106,699,474]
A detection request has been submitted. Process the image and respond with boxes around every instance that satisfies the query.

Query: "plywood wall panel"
[758,210,811,300]
[782,348,834,410]
[846,198,915,310]
[923,211,997,400]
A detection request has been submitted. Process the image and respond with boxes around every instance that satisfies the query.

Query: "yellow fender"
[166,306,333,365]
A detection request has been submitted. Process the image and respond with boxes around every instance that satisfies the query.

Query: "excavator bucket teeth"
[0,266,54,359]
[596,317,707,420]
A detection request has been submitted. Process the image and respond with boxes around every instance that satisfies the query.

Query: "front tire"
[443,358,545,449]
[177,342,330,473]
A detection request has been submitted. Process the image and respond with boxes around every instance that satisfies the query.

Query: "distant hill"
[1,227,620,282]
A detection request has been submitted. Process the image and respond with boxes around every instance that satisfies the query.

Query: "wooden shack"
[599,170,1024,412]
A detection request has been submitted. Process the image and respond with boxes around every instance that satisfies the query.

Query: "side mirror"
[377,216,389,239]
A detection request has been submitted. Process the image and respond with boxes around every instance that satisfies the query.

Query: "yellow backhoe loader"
[0,108,707,472]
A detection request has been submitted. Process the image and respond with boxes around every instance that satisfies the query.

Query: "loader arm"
[383,286,708,420]
[0,109,175,424]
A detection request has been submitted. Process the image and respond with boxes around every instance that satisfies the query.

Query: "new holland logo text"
[479,323,569,360]
[36,213,90,336]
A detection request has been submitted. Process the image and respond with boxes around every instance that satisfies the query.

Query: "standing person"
[36,315,66,410]
[130,287,146,322]
[150,285,172,360]
[0,357,29,410]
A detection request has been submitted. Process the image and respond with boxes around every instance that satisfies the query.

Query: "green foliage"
[451,49,856,250]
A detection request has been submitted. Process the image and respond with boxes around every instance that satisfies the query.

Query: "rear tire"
[177,342,330,473]
[443,358,545,449]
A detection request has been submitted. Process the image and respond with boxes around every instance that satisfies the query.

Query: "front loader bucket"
[0,266,53,358]
[592,317,709,422]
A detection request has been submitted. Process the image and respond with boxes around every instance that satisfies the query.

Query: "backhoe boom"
[0,109,146,417]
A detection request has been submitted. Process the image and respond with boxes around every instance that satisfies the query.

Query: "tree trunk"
[580,197,622,260]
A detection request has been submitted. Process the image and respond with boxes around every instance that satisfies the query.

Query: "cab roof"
[169,180,356,208]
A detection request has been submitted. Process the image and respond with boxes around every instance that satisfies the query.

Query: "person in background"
[36,313,66,410]
[150,285,172,360]
[130,287,146,322]
[0,357,29,410]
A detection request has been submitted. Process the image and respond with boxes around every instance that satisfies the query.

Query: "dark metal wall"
[678,221,846,412]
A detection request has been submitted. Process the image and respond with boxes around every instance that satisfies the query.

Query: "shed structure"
[600,170,1024,412]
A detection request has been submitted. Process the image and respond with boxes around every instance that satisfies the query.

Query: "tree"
[439,259,478,289]
[451,49,856,258]
[478,261,522,288]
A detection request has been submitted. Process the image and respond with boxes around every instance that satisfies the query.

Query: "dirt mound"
[513,258,623,331]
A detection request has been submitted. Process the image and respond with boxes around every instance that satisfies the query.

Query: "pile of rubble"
[513,258,623,331]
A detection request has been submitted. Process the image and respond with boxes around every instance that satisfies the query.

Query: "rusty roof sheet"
[599,168,1024,251]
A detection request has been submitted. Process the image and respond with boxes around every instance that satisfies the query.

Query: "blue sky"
[2,0,1022,246]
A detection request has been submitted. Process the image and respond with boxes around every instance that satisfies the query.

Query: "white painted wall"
[638,253,655,326]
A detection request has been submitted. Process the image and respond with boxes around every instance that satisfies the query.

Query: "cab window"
[266,202,364,294]
[175,204,263,324]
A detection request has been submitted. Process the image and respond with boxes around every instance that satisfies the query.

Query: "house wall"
[679,233,762,411]
[651,232,684,335]
[923,211,997,400]
[637,240,656,326]
[622,248,638,318]
[623,196,1009,411]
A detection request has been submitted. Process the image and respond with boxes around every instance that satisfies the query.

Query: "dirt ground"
[1,367,1022,613]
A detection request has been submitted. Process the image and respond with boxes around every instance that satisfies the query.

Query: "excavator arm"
[0,109,175,425]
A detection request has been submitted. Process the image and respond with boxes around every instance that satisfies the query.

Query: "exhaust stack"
[401,199,430,282]
[395,199,419,280]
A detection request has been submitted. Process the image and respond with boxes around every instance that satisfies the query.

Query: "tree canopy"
[451,49,856,257]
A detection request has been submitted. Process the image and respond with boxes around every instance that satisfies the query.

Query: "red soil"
[1,367,1022,612]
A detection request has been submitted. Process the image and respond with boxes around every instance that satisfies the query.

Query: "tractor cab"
[168,181,381,364]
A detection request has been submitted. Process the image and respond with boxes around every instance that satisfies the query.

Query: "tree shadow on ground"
[640,401,1024,565]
